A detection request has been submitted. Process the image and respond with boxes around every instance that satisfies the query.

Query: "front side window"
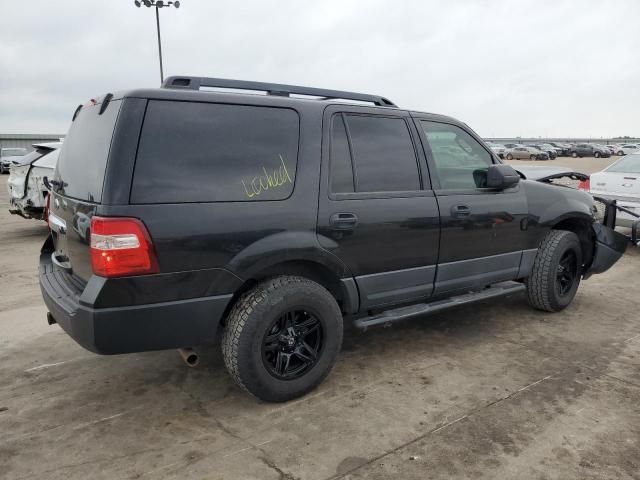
[420,121,493,190]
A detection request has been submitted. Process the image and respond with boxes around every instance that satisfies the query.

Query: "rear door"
[317,105,440,310]
[414,117,529,295]
[49,99,123,281]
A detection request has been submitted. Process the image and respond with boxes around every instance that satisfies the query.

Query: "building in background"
[0,133,66,152]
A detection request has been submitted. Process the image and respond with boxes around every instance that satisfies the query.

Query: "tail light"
[90,217,159,278]
[578,178,590,192]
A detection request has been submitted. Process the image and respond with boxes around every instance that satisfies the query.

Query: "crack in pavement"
[327,372,559,480]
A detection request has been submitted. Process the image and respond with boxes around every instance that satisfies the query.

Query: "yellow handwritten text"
[242,155,293,199]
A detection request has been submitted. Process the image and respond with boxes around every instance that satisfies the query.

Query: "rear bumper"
[39,252,233,354]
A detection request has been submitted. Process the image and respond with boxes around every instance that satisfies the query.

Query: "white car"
[588,152,640,228]
[615,144,639,156]
[7,143,61,220]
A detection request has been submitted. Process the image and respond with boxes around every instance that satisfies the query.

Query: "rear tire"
[530,155,536,160]
[222,276,343,402]
[618,151,624,156]
[571,152,578,158]
[526,230,582,312]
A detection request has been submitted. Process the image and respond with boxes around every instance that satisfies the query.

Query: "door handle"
[451,205,471,218]
[329,212,358,230]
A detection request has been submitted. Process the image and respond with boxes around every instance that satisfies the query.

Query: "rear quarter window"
[131,100,300,203]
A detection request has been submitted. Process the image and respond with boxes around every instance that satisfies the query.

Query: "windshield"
[607,154,640,174]
[1,148,28,157]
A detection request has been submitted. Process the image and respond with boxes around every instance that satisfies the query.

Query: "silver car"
[1,147,28,173]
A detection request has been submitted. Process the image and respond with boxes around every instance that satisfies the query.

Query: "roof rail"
[161,76,397,107]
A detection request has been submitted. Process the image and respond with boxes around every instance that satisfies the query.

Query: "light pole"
[134,0,181,84]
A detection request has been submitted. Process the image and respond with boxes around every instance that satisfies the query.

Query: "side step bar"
[354,281,525,330]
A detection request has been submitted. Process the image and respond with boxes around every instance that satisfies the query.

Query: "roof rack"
[161,76,397,107]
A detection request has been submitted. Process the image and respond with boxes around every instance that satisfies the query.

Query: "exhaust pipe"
[178,348,199,367]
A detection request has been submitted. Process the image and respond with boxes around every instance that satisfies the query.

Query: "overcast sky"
[1,0,638,138]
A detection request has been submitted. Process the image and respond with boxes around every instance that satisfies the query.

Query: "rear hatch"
[48,99,122,281]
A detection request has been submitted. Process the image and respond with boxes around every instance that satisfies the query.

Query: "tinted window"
[55,100,122,202]
[330,114,354,193]
[345,115,419,192]
[421,121,492,190]
[132,101,299,203]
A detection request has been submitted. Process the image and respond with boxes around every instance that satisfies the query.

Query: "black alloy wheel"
[262,310,323,380]
[556,250,578,297]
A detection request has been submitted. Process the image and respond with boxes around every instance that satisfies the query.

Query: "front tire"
[506,153,513,160]
[594,151,601,158]
[571,151,578,158]
[530,154,537,160]
[222,276,343,402]
[526,230,582,312]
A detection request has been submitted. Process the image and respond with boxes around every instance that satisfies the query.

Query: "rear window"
[131,100,300,203]
[55,100,121,202]
[33,149,60,168]
[607,155,640,174]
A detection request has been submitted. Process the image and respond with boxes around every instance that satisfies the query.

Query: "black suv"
[40,77,627,402]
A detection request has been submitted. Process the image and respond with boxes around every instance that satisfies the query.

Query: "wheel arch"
[222,232,359,323]
[551,216,595,269]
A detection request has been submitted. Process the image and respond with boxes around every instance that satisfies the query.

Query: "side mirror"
[486,164,520,190]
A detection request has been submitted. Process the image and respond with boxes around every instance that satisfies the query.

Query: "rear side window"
[329,114,420,193]
[131,101,299,203]
[55,100,121,202]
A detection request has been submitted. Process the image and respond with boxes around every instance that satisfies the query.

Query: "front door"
[414,117,530,295]
[317,106,440,311]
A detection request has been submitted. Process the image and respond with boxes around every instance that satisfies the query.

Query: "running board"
[354,281,525,330]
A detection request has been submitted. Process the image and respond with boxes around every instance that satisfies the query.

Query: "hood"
[515,165,589,182]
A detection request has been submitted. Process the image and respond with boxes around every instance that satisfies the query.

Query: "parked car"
[569,143,611,158]
[588,152,640,227]
[505,146,549,160]
[605,145,620,155]
[615,144,640,156]
[548,142,571,156]
[527,144,557,159]
[485,142,506,158]
[7,143,61,220]
[40,77,626,402]
[1,147,28,173]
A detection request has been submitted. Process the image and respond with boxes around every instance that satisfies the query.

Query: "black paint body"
[40,86,624,354]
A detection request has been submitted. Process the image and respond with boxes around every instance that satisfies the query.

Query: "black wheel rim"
[261,310,323,380]
[556,250,578,296]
